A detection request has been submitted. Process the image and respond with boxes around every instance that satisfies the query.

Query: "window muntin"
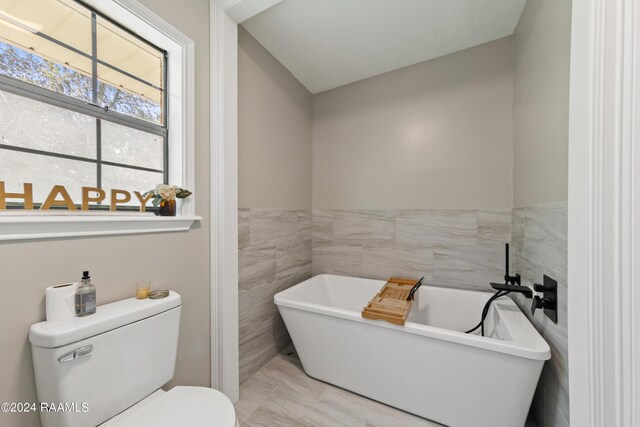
[0,0,167,209]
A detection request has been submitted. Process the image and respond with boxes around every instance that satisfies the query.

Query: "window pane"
[0,41,92,102]
[101,120,163,170]
[0,89,96,158]
[101,165,162,206]
[0,149,96,204]
[97,67,162,125]
[0,0,92,54]
[96,15,164,125]
[96,15,163,89]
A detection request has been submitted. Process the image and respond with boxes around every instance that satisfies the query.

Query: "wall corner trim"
[568,0,639,425]
[210,0,240,403]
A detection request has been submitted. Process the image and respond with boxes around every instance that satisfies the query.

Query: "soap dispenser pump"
[75,271,96,317]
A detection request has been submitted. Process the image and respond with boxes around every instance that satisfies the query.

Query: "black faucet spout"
[490,282,532,298]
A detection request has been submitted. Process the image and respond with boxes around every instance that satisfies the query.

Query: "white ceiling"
[242,0,527,94]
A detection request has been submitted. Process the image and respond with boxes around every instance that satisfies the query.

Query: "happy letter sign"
[0,181,153,212]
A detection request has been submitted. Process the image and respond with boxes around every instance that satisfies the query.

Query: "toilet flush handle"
[57,345,93,363]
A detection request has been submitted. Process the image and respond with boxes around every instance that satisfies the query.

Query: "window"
[0,0,198,240]
[0,0,167,209]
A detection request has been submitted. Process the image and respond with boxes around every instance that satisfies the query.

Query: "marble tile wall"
[312,209,512,292]
[239,208,312,384]
[240,205,568,427]
[511,202,569,427]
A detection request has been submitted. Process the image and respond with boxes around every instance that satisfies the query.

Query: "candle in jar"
[136,282,151,299]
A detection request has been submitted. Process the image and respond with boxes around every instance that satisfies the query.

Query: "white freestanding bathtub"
[274,274,550,427]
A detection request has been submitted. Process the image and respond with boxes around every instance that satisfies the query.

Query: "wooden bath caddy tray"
[361,277,423,325]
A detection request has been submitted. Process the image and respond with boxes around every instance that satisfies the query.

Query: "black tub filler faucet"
[490,243,558,324]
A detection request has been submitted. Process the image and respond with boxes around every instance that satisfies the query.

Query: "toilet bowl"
[29,291,237,427]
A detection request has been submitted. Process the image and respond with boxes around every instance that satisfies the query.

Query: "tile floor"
[235,346,442,426]
[235,346,540,427]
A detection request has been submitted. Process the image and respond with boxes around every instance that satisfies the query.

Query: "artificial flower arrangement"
[143,184,192,216]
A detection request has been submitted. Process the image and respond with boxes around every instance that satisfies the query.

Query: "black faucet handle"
[529,276,559,323]
[531,295,556,316]
[530,295,544,315]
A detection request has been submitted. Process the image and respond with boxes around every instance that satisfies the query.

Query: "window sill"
[0,213,202,241]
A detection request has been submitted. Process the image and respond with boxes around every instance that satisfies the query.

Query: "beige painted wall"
[513,0,571,207]
[0,1,210,426]
[238,27,313,210]
[312,37,514,210]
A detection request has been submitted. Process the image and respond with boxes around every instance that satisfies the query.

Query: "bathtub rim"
[274,274,551,361]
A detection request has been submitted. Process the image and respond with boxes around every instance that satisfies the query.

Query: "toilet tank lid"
[29,291,181,348]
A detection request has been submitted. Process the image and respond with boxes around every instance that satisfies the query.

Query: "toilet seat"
[102,386,237,427]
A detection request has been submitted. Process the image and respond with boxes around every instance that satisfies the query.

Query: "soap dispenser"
[75,271,96,317]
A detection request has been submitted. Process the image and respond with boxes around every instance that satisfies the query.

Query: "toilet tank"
[29,292,182,427]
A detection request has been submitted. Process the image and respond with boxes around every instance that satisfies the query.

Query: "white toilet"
[29,291,237,427]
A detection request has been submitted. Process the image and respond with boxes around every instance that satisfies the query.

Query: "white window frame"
[0,0,200,241]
